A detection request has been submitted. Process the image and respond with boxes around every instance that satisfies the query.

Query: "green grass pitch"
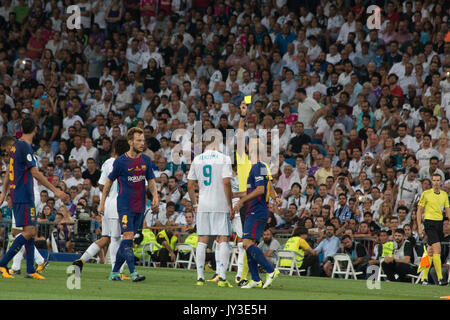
[0,261,449,300]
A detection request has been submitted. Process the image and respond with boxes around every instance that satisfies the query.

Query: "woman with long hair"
[379,137,394,161]
[375,200,394,227]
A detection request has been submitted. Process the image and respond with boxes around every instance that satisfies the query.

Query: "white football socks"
[237,242,244,278]
[218,242,230,280]
[81,243,100,262]
[196,242,207,280]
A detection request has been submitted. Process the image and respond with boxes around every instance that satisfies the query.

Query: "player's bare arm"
[187,179,197,213]
[268,181,282,206]
[416,204,424,236]
[0,166,10,204]
[222,177,234,220]
[98,178,113,215]
[233,185,265,213]
[148,178,160,210]
[236,101,247,157]
[30,167,68,202]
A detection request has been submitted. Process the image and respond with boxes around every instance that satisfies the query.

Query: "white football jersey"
[99,157,119,218]
[187,150,232,213]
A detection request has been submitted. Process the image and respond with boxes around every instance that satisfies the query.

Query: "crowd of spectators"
[0,0,449,281]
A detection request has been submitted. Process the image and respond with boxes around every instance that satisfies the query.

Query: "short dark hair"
[394,228,405,236]
[341,235,352,242]
[112,136,129,157]
[397,205,408,213]
[21,117,36,134]
[292,226,308,237]
[296,88,306,95]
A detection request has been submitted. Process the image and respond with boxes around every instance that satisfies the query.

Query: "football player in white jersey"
[0,136,46,275]
[187,136,234,287]
[72,137,129,277]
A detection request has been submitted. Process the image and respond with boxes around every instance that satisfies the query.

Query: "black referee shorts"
[424,219,444,246]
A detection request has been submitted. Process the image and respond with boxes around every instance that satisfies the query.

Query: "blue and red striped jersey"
[9,140,36,204]
[108,153,155,214]
[246,162,270,217]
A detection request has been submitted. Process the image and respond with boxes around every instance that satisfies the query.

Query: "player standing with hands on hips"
[0,117,69,279]
[417,173,450,285]
[98,127,159,282]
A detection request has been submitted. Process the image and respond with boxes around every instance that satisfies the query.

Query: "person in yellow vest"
[280,226,320,276]
[154,227,178,267]
[133,228,162,262]
[233,101,282,287]
[417,173,450,285]
[368,230,393,266]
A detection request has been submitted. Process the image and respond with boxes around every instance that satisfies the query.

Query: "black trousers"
[152,248,171,267]
[381,261,416,282]
[302,255,320,277]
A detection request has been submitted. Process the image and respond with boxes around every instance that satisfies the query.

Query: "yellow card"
[244,95,252,104]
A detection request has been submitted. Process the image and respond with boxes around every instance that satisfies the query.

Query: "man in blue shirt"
[0,117,68,279]
[233,137,280,289]
[98,127,159,282]
[274,23,296,56]
[314,224,341,277]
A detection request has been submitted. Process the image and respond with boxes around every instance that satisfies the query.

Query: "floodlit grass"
[0,261,448,300]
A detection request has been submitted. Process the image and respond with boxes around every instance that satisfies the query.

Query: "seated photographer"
[152,226,179,267]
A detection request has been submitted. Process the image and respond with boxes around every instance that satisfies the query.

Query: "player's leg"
[121,213,145,282]
[78,237,111,268]
[10,246,25,274]
[196,212,209,285]
[215,213,232,287]
[0,205,33,278]
[110,212,131,280]
[239,204,249,286]
[243,217,278,289]
[241,238,262,288]
[109,218,127,278]
[231,213,245,283]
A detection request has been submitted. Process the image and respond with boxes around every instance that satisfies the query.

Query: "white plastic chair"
[174,243,196,270]
[228,244,239,271]
[275,250,306,276]
[138,243,159,267]
[377,258,387,281]
[331,253,363,280]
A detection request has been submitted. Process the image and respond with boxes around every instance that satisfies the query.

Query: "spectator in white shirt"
[281,68,298,102]
[70,135,87,167]
[62,106,84,140]
[416,134,443,168]
[336,11,356,45]
[126,39,142,73]
[65,166,84,189]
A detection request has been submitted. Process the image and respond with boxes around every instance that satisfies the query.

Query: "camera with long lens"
[72,207,94,253]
